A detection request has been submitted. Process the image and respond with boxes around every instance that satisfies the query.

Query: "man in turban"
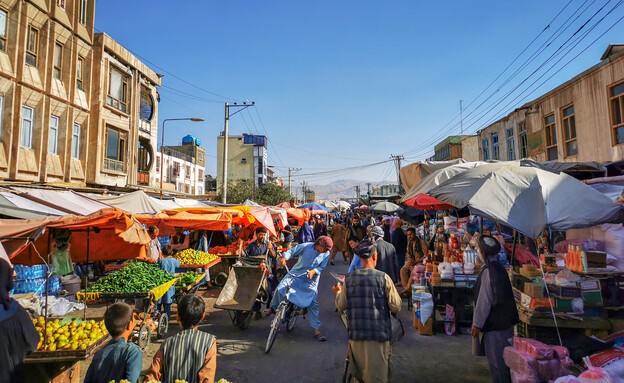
[269,236,334,342]
[369,226,400,283]
[334,237,401,383]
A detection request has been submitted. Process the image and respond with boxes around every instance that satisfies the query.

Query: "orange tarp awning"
[171,206,277,236]
[134,210,231,236]
[286,208,311,226]
[2,208,151,266]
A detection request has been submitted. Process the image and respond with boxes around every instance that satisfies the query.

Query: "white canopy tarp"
[173,198,212,208]
[400,161,488,203]
[11,187,111,216]
[0,192,66,219]
[428,160,623,238]
[399,159,466,193]
[85,190,171,214]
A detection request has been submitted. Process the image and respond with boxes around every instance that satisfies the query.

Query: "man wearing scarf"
[369,226,400,283]
[472,235,518,383]
[399,227,429,296]
[270,236,333,342]
[334,238,401,383]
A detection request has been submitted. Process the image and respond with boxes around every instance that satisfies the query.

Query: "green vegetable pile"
[87,262,174,293]
[175,271,199,288]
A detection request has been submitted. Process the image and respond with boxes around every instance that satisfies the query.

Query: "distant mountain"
[297,179,396,201]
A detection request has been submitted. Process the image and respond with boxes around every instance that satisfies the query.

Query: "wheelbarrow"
[213,256,269,330]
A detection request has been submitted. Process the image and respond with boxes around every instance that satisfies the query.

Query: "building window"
[21,106,34,148]
[155,155,160,172]
[104,127,126,171]
[482,138,489,161]
[139,88,154,121]
[506,127,515,160]
[185,165,191,179]
[76,56,83,90]
[173,162,180,177]
[518,122,528,158]
[241,158,246,164]
[491,133,499,160]
[544,114,558,160]
[106,66,128,113]
[562,105,577,156]
[610,81,624,145]
[0,9,7,51]
[79,0,88,25]
[56,0,65,9]
[49,115,58,154]
[25,25,38,66]
[72,123,80,159]
[53,43,62,79]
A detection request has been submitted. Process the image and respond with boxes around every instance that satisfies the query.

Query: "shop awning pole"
[84,227,90,320]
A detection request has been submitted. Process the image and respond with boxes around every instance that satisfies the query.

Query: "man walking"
[330,219,348,265]
[313,215,328,239]
[334,238,401,383]
[369,226,400,283]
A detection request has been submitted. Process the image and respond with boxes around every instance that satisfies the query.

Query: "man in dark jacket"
[333,238,401,383]
[391,220,408,267]
[472,235,518,383]
[381,217,392,243]
[369,226,400,283]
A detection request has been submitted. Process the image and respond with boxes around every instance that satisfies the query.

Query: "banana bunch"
[175,249,219,265]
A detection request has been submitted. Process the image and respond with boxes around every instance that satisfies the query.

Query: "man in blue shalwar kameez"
[268,236,333,342]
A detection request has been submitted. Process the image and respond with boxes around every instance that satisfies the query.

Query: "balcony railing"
[137,171,149,185]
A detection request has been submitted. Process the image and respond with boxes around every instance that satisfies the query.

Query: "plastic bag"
[513,337,555,360]
[511,369,539,383]
[52,248,73,276]
[504,347,538,377]
[579,367,613,383]
[537,358,562,381]
[584,349,624,381]
[555,376,581,383]
[412,291,433,324]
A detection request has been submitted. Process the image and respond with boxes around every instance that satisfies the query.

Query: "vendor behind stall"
[244,227,269,257]
[157,245,180,319]
[170,227,189,252]
[146,226,162,262]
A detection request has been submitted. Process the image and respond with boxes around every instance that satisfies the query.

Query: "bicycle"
[264,264,308,353]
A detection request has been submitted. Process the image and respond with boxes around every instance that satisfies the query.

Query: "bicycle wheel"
[265,306,283,353]
[286,306,299,332]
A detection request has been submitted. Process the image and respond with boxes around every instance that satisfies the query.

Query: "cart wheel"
[214,272,228,287]
[257,288,269,304]
[265,307,283,353]
[233,311,253,330]
[137,323,151,350]
[157,313,169,339]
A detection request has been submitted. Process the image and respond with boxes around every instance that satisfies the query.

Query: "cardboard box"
[577,277,601,291]
[586,251,607,268]
[547,283,582,298]
[516,288,555,311]
[524,282,544,298]
[582,289,603,307]
[520,265,542,278]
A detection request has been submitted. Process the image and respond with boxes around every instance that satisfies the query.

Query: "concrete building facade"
[154,145,205,195]
[478,44,624,164]
[216,133,268,187]
[0,1,162,190]
[433,135,479,162]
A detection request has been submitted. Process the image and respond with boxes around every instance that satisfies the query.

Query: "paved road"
[200,260,492,383]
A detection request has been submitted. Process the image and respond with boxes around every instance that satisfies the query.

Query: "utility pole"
[221,101,254,204]
[390,154,405,193]
[366,182,371,197]
[460,100,464,135]
[355,185,360,202]
[288,167,301,197]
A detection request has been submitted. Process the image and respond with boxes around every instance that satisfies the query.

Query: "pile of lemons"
[175,249,219,265]
[32,316,108,351]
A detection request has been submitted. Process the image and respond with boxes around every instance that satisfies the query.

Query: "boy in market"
[157,245,180,319]
[144,294,217,383]
[84,302,142,383]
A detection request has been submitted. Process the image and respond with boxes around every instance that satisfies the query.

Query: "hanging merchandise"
[51,229,74,277]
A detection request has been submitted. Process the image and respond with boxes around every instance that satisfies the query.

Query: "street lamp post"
[221,101,254,204]
[160,117,204,199]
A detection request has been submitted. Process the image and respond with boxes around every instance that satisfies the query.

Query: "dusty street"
[80,259,491,382]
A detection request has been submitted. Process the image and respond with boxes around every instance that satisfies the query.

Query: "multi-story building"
[154,136,206,195]
[0,1,162,190]
[90,33,161,189]
[216,133,268,187]
[0,0,95,183]
[478,44,624,164]
[433,135,479,162]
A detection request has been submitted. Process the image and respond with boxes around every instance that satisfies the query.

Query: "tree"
[215,180,253,204]
[256,181,291,206]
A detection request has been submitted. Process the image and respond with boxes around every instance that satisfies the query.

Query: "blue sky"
[95,0,624,186]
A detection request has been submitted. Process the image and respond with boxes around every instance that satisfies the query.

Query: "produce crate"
[515,322,561,345]
[175,273,206,292]
[77,278,177,302]
[25,334,111,363]
[178,256,221,270]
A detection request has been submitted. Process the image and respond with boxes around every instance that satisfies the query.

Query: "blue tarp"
[296,203,331,212]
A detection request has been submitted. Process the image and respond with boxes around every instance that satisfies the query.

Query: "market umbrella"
[319,201,339,212]
[335,201,352,211]
[297,203,331,212]
[355,205,369,211]
[370,201,403,214]
[427,160,623,238]
[403,194,454,211]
